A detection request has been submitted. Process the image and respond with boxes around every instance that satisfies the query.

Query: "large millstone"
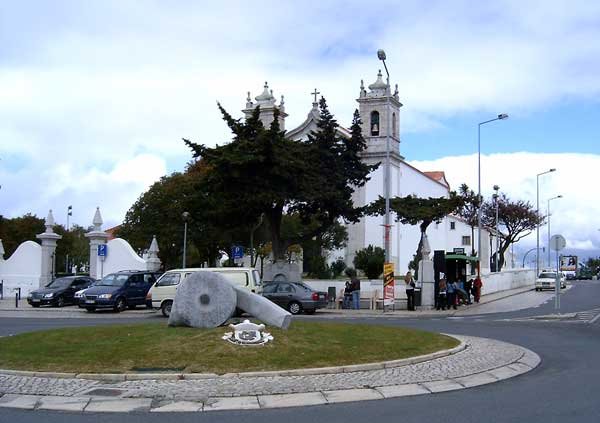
[168,272,237,328]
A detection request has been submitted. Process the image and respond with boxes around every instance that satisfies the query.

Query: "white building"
[243,72,496,276]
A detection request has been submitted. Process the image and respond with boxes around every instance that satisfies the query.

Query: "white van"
[147,267,262,317]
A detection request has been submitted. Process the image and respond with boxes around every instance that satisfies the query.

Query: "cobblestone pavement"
[0,335,527,401]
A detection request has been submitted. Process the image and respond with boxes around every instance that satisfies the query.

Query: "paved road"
[1,280,599,422]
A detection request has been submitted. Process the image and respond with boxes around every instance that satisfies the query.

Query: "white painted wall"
[481,269,535,295]
[93,238,148,278]
[0,241,43,296]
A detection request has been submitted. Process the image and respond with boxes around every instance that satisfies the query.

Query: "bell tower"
[243,82,288,130]
[357,70,403,161]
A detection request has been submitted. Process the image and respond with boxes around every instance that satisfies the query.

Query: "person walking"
[464,278,473,305]
[404,270,416,311]
[437,277,447,310]
[447,279,458,310]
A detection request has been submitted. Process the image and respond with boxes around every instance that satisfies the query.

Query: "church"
[241,70,496,277]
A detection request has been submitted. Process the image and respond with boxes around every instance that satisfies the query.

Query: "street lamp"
[536,168,556,277]
[182,211,190,268]
[377,49,393,264]
[67,205,72,231]
[492,185,500,271]
[477,114,508,277]
[547,194,563,267]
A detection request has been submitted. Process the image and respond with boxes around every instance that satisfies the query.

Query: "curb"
[0,344,542,413]
[0,339,467,382]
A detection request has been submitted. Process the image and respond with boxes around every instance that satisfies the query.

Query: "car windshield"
[539,273,557,279]
[46,278,72,288]
[98,274,130,287]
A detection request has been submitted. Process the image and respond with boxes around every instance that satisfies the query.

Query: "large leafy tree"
[482,193,543,271]
[0,214,45,258]
[456,183,480,256]
[184,98,376,261]
[368,193,463,275]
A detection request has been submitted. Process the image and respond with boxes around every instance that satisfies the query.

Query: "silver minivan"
[147,267,262,317]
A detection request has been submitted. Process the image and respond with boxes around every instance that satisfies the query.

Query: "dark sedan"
[27,276,95,307]
[81,271,160,312]
[262,281,327,315]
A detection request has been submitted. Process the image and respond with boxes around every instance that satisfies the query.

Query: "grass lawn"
[0,321,458,374]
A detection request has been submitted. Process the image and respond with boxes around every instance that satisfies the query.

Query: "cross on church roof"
[311,88,320,104]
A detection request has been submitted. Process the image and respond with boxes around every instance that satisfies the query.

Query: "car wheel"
[56,296,65,307]
[86,307,96,312]
[114,297,126,313]
[161,300,173,318]
[288,301,302,315]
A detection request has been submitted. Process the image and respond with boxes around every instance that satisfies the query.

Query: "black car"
[81,270,161,312]
[262,281,327,315]
[27,276,95,308]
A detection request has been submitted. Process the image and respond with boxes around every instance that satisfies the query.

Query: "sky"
[1,0,599,260]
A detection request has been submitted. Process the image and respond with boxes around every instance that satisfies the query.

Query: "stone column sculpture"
[85,207,109,280]
[418,234,435,309]
[145,235,162,272]
[36,210,62,287]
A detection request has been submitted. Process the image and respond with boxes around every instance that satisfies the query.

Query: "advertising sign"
[383,262,395,307]
[560,255,577,272]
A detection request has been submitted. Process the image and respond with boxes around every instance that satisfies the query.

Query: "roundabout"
[0,321,539,413]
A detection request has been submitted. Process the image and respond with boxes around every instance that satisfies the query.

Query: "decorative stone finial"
[45,210,55,233]
[0,238,5,260]
[92,207,103,231]
[246,91,253,108]
[255,82,276,105]
[394,83,399,99]
[148,235,159,255]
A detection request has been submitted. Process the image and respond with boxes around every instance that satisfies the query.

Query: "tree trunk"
[497,239,511,271]
[266,204,285,261]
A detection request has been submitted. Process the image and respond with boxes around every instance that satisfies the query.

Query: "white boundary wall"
[0,241,43,296]
[481,269,535,296]
[93,238,148,279]
[305,268,535,309]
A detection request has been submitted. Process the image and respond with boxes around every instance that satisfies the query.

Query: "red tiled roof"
[423,171,450,188]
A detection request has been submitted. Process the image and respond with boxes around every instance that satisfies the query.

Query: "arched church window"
[370,111,380,136]
[392,112,397,137]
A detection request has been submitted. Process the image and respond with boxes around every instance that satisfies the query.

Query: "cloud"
[409,152,600,251]
[2,1,600,231]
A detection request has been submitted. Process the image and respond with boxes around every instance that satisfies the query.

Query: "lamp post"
[377,49,393,264]
[492,185,500,271]
[67,205,72,231]
[182,212,190,268]
[477,114,508,278]
[547,194,563,267]
[536,168,556,278]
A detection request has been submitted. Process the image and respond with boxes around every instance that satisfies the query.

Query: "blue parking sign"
[98,244,107,257]
[232,245,244,260]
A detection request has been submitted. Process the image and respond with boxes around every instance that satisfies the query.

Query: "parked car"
[74,280,101,307]
[535,271,566,291]
[81,270,161,312]
[27,276,95,307]
[262,281,327,315]
[147,267,262,317]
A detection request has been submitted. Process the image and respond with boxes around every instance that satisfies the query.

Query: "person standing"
[464,278,473,305]
[404,270,416,311]
[447,279,458,310]
[349,270,361,310]
[473,276,483,303]
[437,277,447,310]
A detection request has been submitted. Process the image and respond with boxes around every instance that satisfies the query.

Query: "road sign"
[97,244,107,257]
[383,262,395,307]
[549,234,566,251]
[231,245,244,260]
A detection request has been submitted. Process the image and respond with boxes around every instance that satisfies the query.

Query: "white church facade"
[242,71,496,277]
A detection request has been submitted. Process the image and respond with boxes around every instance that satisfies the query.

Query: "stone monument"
[418,234,435,309]
[168,271,292,329]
